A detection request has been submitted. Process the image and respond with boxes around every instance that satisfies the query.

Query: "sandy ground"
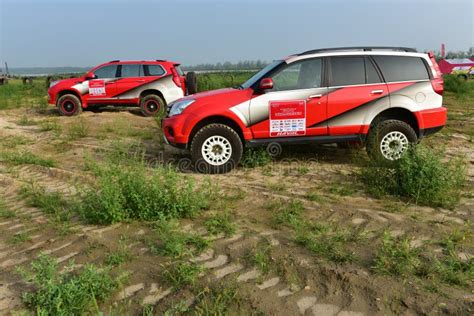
[0,105,472,315]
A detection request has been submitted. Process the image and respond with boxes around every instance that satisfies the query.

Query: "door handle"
[308,94,323,99]
[371,90,384,95]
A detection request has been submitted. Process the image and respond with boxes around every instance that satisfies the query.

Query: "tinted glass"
[147,65,166,76]
[120,64,141,77]
[270,58,322,91]
[365,57,382,84]
[330,57,365,86]
[372,56,430,82]
[93,65,117,79]
[241,60,283,89]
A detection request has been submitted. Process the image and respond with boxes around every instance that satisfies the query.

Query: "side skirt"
[245,134,366,147]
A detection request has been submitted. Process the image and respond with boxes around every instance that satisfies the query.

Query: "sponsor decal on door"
[269,100,306,137]
[89,80,106,96]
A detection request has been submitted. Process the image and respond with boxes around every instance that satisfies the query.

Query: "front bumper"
[162,114,194,149]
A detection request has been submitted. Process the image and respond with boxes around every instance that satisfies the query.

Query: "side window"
[330,57,365,86]
[270,58,322,91]
[372,56,430,82]
[147,65,166,76]
[93,65,118,79]
[119,64,142,78]
[365,57,382,84]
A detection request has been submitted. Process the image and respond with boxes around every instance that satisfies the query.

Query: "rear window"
[175,65,185,76]
[147,65,166,76]
[372,56,430,82]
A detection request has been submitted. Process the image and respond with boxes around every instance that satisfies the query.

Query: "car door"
[88,64,119,102]
[326,56,389,135]
[114,64,146,102]
[249,58,328,139]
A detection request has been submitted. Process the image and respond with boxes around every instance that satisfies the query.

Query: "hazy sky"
[0,0,472,67]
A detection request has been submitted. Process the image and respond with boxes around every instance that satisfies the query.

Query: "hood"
[188,87,253,107]
[54,77,83,87]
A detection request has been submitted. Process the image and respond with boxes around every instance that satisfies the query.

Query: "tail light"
[171,67,182,88]
[428,51,444,95]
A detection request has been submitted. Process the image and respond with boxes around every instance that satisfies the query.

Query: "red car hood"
[189,88,253,108]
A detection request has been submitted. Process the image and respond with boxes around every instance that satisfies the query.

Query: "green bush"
[443,74,470,98]
[241,148,272,168]
[77,160,214,224]
[18,254,117,315]
[360,146,466,208]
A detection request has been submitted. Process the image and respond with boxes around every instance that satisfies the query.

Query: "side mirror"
[85,73,97,80]
[259,78,273,90]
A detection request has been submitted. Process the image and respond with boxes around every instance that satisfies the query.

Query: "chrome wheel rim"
[201,136,232,166]
[380,131,409,160]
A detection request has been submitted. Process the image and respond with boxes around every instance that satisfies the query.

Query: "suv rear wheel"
[57,94,82,116]
[366,119,417,161]
[140,94,165,117]
[190,123,243,174]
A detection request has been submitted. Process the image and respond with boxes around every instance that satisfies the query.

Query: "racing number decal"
[269,100,306,137]
[89,80,106,96]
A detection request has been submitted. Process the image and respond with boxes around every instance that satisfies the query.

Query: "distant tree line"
[183,60,268,71]
[431,47,474,60]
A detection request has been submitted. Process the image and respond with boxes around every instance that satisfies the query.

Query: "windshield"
[240,60,284,89]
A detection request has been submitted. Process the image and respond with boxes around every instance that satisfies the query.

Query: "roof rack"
[109,60,120,63]
[298,46,417,56]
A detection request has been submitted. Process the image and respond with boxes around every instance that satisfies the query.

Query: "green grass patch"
[0,135,32,148]
[250,243,273,274]
[373,231,421,276]
[443,74,471,98]
[21,184,72,222]
[77,154,215,224]
[0,199,15,218]
[295,222,365,263]
[373,230,473,287]
[192,284,241,315]
[150,220,209,258]
[161,261,202,288]
[68,120,89,139]
[0,80,47,110]
[17,115,38,126]
[18,254,119,315]
[271,200,304,228]
[241,148,272,168]
[9,232,32,245]
[360,146,466,209]
[204,211,236,236]
[0,150,55,167]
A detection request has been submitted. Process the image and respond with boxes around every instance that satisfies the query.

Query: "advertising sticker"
[89,80,106,96]
[269,100,306,137]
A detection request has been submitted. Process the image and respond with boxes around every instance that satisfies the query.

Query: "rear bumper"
[415,107,447,130]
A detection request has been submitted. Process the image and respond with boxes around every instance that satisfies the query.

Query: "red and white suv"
[162,47,446,173]
[48,60,197,116]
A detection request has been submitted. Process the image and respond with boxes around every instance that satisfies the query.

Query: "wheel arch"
[188,115,246,149]
[139,89,166,104]
[57,89,82,105]
[369,107,420,137]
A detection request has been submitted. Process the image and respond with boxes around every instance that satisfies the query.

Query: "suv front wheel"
[57,94,82,116]
[190,124,243,174]
[366,119,417,161]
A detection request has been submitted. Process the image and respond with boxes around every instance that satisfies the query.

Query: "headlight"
[169,99,195,117]
[49,81,59,88]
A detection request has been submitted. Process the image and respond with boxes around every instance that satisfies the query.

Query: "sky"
[0,0,473,68]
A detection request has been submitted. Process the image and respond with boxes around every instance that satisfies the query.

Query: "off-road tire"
[366,119,417,161]
[186,71,198,95]
[140,94,165,117]
[57,94,82,116]
[190,123,243,174]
